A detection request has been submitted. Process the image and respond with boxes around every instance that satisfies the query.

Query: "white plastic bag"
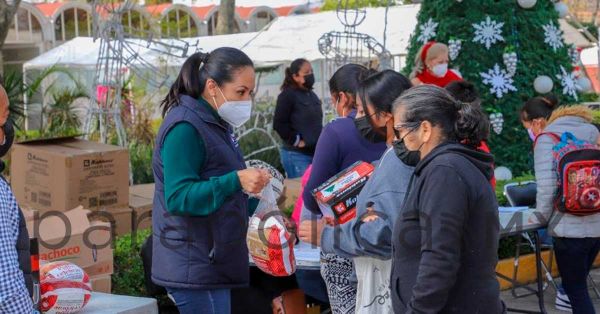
[354,256,393,314]
[247,182,296,276]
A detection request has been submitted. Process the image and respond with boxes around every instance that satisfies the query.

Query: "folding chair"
[504,181,559,298]
[504,181,600,300]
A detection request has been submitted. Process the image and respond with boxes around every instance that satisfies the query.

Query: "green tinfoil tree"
[403,0,580,174]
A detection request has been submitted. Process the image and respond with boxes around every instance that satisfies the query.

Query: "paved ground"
[502,268,600,313]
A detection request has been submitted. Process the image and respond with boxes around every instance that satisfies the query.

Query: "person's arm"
[533,134,556,223]
[406,166,468,313]
[0,183,34,312]
[321,204,394,259]
[273,91,300,146]
[162,123,242,216]
[302,125,341,214]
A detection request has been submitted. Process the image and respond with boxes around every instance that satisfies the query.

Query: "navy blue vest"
[151,95,249,290]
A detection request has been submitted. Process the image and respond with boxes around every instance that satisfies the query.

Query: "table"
[249,241,321,270]
[81,292,158,314]
[499,208,548,314]
[250,209,549,313]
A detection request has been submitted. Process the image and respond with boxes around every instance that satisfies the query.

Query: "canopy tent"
[241,4,420,66]
[24,4,592,73]
[23,33,260,71]
[21,3,596,119]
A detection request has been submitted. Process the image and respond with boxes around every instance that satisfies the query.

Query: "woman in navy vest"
[152,48,271,314]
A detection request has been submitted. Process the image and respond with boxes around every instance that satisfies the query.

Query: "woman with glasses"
[299,70,412,313]
[389,85,504,313]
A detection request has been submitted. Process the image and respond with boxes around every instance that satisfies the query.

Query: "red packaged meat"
[247,183,296,276]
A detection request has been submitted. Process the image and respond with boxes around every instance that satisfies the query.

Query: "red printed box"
[312,161,374,224]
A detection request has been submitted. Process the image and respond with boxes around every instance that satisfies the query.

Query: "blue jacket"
[320,148,413,259]
[151,95,249,289]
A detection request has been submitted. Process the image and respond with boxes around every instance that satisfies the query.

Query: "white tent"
[24,4,591,73]
[241,4,420,65]
[23,33,259,71]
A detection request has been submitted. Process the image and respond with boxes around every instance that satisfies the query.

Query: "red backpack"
[536,132,600,216]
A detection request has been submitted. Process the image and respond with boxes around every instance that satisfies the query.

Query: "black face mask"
[354,116,386,143]
[393,136,421,167]
[303,73,315,90]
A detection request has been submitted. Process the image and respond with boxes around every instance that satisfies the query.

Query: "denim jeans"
[166,287,231,314]
[554,237,600,314]
[279,148,312,179]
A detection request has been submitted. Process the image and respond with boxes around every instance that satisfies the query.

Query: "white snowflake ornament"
[480,64,518,98]
[489,113,504,134]
[542,22,564,52]
[448,39,462,61]
[472,16,505,49]
[417,18,438,44]
[556,65,579,101]
[503,52,518,77]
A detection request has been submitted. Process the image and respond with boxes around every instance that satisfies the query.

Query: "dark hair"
[358,70,412,116]
[392,84,489,146]
[281,58,309,91]
[160,47,253,117]
[329,64,374,107]
[445,80,480,104]
[520,94,559,122]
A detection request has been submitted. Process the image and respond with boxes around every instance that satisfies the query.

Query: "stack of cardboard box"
[11,137,131,293]
[129,184,154,232]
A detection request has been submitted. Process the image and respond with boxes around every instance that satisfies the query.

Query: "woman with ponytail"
[410,41,462,87]
[389,85,503,313]
[273,58,323,178]
[152,48,271,314]
[521,95,600,313]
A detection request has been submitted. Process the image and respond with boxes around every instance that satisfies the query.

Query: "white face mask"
[432,63,448,78]
[215,87,252,128]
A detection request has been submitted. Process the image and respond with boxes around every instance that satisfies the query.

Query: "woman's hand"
[361,207,380,222]
[297,139,306,148]
[238,168,271,194]
[298,219,327,247]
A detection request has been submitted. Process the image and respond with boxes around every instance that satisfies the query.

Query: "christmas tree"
[403,0,585,174]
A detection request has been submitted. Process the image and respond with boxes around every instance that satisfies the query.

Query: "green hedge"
[112,229,174,308]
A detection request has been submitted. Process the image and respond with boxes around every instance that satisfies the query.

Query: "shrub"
[112,229,150,296]
[112,229,174,309]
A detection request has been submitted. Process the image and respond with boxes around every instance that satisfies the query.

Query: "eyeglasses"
[393,121,421,138]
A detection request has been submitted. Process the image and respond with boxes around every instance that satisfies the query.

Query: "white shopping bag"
[354,256,393,314]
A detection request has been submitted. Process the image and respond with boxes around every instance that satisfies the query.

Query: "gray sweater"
[534,109,600,238]
[320,148,414,259]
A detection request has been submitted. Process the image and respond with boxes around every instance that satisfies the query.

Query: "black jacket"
[391,143,503,314]
[273,87,323,156]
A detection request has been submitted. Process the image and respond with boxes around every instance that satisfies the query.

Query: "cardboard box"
[83,258,114,277]
[89,207,133,237]
[90,274,112,293]
[282,178,302,210]
[11,138,129,213]
[129,184,154,231]
[312,161,375,224]
[26,206,114,269]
